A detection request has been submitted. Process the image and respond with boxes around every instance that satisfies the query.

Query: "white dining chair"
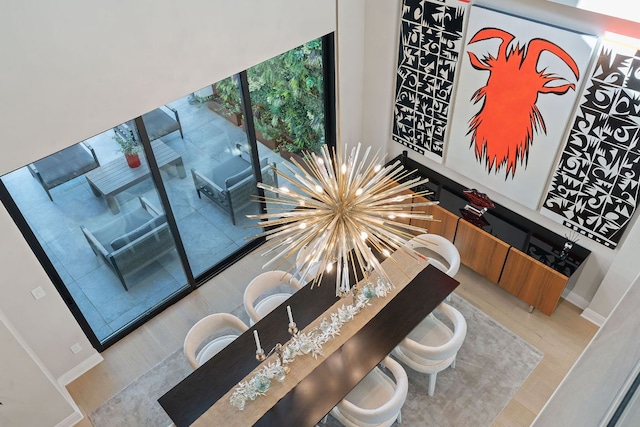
[243,271,302,325]
[183,313,248,369]
[324,356,409,427]
[392,302,467,396]
[406,233,460,278]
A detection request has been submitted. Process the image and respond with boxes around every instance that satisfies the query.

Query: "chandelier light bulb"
[249,143,435,296]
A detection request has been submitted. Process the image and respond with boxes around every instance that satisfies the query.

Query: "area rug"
[89,294,543,427]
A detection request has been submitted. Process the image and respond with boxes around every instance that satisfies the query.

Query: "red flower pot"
[125,153,141,168]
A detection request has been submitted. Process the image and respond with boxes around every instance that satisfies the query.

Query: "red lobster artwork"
[466,28,580,177]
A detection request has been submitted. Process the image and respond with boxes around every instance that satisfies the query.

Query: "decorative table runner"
[192,250,428,426]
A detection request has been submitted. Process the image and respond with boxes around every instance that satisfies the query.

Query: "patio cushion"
[141,107,181,141]
[225,165,253,188]
[208,156,250,189]
[226,156,269,187]
[34,144,99,188]
[110,214,167,251]
[191,155,277,225]
[90,207,149,248]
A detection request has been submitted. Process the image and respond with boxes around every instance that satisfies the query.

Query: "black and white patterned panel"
[392,0,467,160]
[541,41,640,248]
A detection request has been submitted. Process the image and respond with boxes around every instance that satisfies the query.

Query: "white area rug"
[90,294,543,426]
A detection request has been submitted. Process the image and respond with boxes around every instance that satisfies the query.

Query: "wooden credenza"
[392,172,588,316]
[498,247,569,315]
[410,195,459,242]
[409,202,568,315]
[453,219,510,284]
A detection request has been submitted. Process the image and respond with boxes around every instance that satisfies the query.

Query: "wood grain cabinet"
[389,179,573,315]
[453,219,510,283]
[498,247,569,315]
[410,196,459,241]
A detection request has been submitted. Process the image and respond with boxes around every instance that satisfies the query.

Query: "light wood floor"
[66,251,599,426]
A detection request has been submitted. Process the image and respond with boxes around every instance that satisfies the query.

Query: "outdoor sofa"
[191,151,278,225]
[81,196,174,290]
[28,142,100,201]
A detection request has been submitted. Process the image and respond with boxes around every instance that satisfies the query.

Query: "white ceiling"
[548,0,640,23]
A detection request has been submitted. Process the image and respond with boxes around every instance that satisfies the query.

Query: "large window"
[0,35,334,350]
[1,120,189,345]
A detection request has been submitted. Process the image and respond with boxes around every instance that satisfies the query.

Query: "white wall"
[0,0,354,399]
[534,271,640,425]
[0,203,99,381]
[362,0,640,320]
[337,0,366,147]
[0,310,81,427]
[0,0,336,173]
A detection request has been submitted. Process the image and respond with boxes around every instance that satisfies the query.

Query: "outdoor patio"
[1,93,290,343]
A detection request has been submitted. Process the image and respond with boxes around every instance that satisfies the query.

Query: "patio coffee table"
[85,139,186,214]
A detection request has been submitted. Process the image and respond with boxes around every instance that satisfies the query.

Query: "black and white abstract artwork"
[541,38,640,248]
[391,0,468,162]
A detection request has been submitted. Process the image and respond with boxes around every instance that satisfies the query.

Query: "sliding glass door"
[146,77,274,278]
[0,121,189,346]
[0,34,334,350]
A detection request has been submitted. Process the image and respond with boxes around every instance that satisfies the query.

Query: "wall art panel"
[392,0,468,162]
[541,38,640,248]
[445,6,597,209]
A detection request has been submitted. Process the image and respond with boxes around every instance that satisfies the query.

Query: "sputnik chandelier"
[248,143,438,296]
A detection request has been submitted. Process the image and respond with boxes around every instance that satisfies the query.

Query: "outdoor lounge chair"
[190,152,278,225]
[81,196,175,290]
[141,105,184,141]
[115,105,184,142]
[28,142,100,201]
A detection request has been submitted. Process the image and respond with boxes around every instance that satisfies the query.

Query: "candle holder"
[255,348,266,362]
[288,322,298,336]
[352,285,360,305]
[273,343,291,374]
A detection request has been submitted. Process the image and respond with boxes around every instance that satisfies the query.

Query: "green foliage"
[248,38,325,154]
[214,76,242,115]
[113,129,141,155]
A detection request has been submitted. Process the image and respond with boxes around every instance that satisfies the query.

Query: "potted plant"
[113,130,142,168]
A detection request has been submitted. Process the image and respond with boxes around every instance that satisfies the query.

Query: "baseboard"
[581,307,606,327]
[58,352,104,386]
[562,289,590,310]
[55,410,84,427]
[563,290,606,326]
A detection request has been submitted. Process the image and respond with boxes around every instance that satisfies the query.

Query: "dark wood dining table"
[159,260,458,426]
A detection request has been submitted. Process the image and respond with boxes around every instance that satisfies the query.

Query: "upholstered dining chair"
[406,233,460,278]
[243,271,302,325]
[324,356,409,427]
[183,313,248,369]
[392,302,467,396]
